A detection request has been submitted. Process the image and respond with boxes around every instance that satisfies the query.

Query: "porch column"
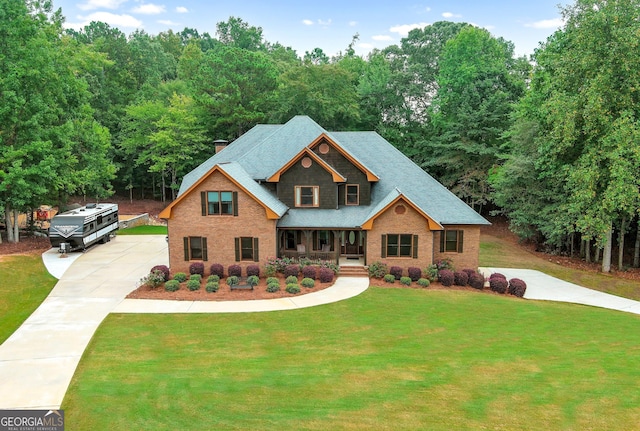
[332,230,341,265]
[303,230,312,259]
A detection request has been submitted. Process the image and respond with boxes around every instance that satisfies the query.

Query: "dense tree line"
[1,0,639,273]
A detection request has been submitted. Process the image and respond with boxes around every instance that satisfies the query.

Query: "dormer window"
[346,184,359,206]
[295,186,319,207]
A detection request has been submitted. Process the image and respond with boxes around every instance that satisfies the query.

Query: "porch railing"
[280,249,339,263]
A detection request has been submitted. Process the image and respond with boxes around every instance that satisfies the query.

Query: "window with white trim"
[346,184,359,205]
[295,186,319,207]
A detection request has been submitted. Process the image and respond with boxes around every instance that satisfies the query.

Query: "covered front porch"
[278,229,366,264]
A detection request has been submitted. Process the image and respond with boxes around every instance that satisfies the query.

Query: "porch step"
[339,265,369,277]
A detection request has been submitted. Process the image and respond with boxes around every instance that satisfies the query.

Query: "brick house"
[159,116,489,275]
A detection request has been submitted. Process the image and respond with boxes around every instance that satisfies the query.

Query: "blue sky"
[54,0,572,58]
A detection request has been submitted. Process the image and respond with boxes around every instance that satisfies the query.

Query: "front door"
[343,230,360,256]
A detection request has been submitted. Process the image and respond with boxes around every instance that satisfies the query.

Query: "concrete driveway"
[0,235,168,410]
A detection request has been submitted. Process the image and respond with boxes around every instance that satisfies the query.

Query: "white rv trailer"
[49,203,119,251]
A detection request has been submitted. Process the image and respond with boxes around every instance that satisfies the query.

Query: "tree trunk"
[634,220,640,268]
[580,238,585,258]
[585,239,591,263]
[618,217,626,270]
[602,222,613,273]
[161,172,166,203]
[595,247,601,263]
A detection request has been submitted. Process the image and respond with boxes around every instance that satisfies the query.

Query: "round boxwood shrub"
[246,265,260,277]
[469,272,485,290]
[453,271,469,286]
[285,275,298,284]
[417,278,430,287]
[389,266,403,280]
[173,272,187,283]
[302,265,317,280]
[284,264,300,278]
[206,281,219,293]
[438,269,454,287]
[509,278,527,298]
[189,262,205,276]
[150,265,170,282]
[226,276,240,286]
[286,283,300,294]
[266,277,279,285]
[164,279,180,292]
[383,273,395,283]
[400,276,412,286]
[228,264,242,277]
[189,273,202,282]
[209,263,224,278]
[301,277,315,288]
[247,275,260,287]
[318,267,334,283]
[489,277,508,294]
[207,274,220,283]
[266,282,280,293]
[407,267,422,282]
[186,279,200,291]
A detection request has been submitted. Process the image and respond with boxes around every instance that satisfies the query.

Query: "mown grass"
[480,232,640,300]
[116,225,167,235]
[63,288,640,430]
[0,254,57,344]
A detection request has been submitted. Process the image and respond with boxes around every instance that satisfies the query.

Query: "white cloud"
[131,3,165,14]
[372,35,393,41]
[302,19,314,26]
[525,18,564,29]
[66,11,143,29]
[442,12,462,18]
[176,6,188,13]
[389,22,430,36]
[318,19,332,26]
[349,20,358,27]
[158,19,180,26]
[77,0,128,11]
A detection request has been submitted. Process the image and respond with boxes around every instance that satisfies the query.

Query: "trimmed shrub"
[301,277,315,288]
[266,277,279,285]
[285,275,298,284]
[186,279,200,291]
[453,271,469,286]
[206,281,219,293]
[173,272,187,283]
[490,277,508,294]
[509,278,527,297]
[407,267,422,282]
[207,275,220,283]
[318,267,334,283]
[246,265,260,277]
[150,265,170,282]
[400,276,412,286]
[189,273,202,282]
[209,263,224,278]
[469,273,485,290]
[462,268,476,279]
[189,262,205,276]
[140,270,165,288]
[383,273,395,283]
[368,261,388,279]
[425,264,438,281]
[302,265,317,280]
[247,275,260,287]
[164,279,180,292]
[489,273,507,281]
[266,282,280,293]
[438,269,454,287]
[417,278,430,287]
[389,266,403,280]
[228,264,242,277]
[284,264,300,278]
[286,283,300,294]
[226,276,240,286]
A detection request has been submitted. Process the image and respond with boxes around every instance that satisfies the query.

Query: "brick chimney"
[214,139,228,154]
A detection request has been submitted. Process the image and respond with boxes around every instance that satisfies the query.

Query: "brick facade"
[166,170,277,276]
[432,225,481,271]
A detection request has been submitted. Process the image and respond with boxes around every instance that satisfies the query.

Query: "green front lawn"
[0,254,57,344]
[116,225,167,235]
[63,288,640,430]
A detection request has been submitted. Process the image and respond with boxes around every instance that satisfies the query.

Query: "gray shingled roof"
[176,116,489,227]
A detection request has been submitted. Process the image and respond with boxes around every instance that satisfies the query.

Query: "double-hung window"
[295,186,319,207]
[381,234,418,258]
[183,236,208,261]
[440,230,464,253]
[346,184,359,205]
[201,191,237,216]
[234,237,259,262]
